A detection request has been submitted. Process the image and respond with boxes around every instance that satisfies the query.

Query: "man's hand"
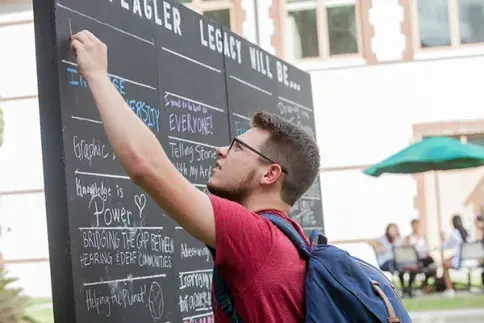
[71,30,108,82]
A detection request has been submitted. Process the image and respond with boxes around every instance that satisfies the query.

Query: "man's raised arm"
[71,30,216,247]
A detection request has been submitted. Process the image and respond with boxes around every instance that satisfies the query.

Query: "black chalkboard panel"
[223,26,279,137]
[33,0,323,322]
[272,59,324,234]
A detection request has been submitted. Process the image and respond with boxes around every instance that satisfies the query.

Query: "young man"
[70,30,320,322]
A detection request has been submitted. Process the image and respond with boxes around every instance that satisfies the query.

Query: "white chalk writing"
[178,291,211,313]
[181,243,211,262]
[73,135,110,166]
[76,178,112,201]
[179,271,212,290]
[84,284,148,317]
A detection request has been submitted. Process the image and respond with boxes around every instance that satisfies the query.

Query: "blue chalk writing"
[235,120,250,136]
[169,112,213,136]
[66,67,87,87]
[65,67,159,132]
[111,77,126,95]
[65,67,126,95]
[164,93,214,135]
[127,99,160,133]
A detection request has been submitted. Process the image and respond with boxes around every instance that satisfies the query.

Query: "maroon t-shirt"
[209,194,308,323]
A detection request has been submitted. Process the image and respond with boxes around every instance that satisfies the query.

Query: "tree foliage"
[0,266,37,322]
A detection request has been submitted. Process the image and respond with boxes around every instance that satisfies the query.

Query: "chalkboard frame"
[33,1,77,322]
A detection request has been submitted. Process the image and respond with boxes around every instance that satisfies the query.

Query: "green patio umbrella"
[364,136,484,177]
[363,136,484,259]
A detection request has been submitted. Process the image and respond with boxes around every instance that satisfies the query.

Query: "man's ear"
[260,164,283,185]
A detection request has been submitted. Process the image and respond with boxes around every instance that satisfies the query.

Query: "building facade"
[1,0,484,297]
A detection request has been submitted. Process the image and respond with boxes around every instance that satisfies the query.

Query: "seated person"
[369,223,415,296]
[475,211,484,289]
[404,218,436,293]
[440,214,471,297]
[369,223,403,272]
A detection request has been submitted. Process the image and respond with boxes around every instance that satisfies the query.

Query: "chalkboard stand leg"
[33,1,77,322]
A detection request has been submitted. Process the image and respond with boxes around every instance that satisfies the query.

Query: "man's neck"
[241,193,291,214]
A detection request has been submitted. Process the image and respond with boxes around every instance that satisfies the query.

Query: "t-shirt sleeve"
[443,229,461,249]
[209,194,274,288]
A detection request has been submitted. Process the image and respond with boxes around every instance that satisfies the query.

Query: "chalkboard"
[273,62,324,236]
[33,1,324,322]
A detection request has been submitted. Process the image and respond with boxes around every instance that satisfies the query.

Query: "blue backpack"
[212,213,411,323]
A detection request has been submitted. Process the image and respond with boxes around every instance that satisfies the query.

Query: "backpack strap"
[212,264,244,323]
[208,247,244,323]
[260,213,310,258]
[309,228,328,245]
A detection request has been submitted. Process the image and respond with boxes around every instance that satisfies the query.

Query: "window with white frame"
[179,0,234,30]
[284,0,362,60]
[415,0,484,49]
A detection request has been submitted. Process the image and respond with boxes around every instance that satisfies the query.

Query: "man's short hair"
[252,111,320,206]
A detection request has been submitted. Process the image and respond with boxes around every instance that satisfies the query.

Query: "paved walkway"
[411,308,484,323]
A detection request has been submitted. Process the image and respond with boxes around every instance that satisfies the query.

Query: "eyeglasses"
[228,138,289,175]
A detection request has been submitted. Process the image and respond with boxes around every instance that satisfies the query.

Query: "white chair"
[393,246,419,271]
[459,241,484,291]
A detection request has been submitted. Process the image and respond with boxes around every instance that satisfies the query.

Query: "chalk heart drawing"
[148,281,164,321]
[134,194,147,218]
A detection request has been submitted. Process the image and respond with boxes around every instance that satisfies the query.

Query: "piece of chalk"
[69,17,72,38]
